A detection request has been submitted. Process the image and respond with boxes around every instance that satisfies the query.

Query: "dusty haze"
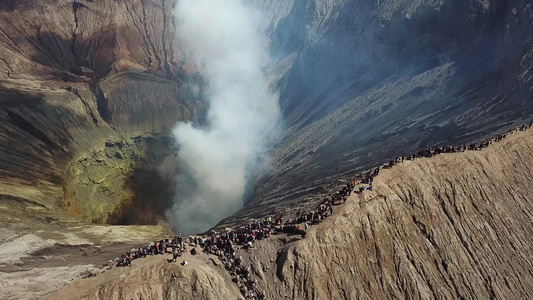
[166,0,282,234]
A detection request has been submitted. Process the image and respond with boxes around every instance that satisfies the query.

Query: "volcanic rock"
[48,127,533,300]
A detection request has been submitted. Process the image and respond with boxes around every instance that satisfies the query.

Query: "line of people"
[370,123,533,172]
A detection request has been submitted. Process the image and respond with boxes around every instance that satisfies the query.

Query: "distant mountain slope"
[233,0,533,223]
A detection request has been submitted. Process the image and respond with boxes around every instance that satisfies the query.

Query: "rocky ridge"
[45,255,242,300]
[48,127,533,299]
[264,127,533,299]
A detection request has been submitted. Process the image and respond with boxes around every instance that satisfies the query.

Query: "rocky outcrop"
[229,128,533,299]
[45,254,242,300]
[64,134,176,224]
[261,128,533,299]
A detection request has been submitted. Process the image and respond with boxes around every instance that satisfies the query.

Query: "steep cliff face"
[226,0,533,224]
[264,129,533,299]
[0,0,182,79]
[0,0,205,225]
[48,125,533,300]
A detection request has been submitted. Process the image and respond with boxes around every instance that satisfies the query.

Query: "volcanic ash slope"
[50,129,533,299]
[266,128,533,299]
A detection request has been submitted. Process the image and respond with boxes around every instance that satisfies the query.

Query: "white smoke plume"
[166,0,282,234]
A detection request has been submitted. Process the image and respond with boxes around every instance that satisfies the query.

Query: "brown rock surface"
[251,128,533,299]
[48,128,533,299]
[46,251,242,300]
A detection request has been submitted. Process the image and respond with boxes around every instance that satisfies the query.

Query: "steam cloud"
[166,0,281,234]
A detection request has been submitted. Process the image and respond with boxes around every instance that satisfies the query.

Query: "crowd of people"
[108,233,191,267]
[106,177,362,299]
[105,122,532,299]
[380,122,532,170]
